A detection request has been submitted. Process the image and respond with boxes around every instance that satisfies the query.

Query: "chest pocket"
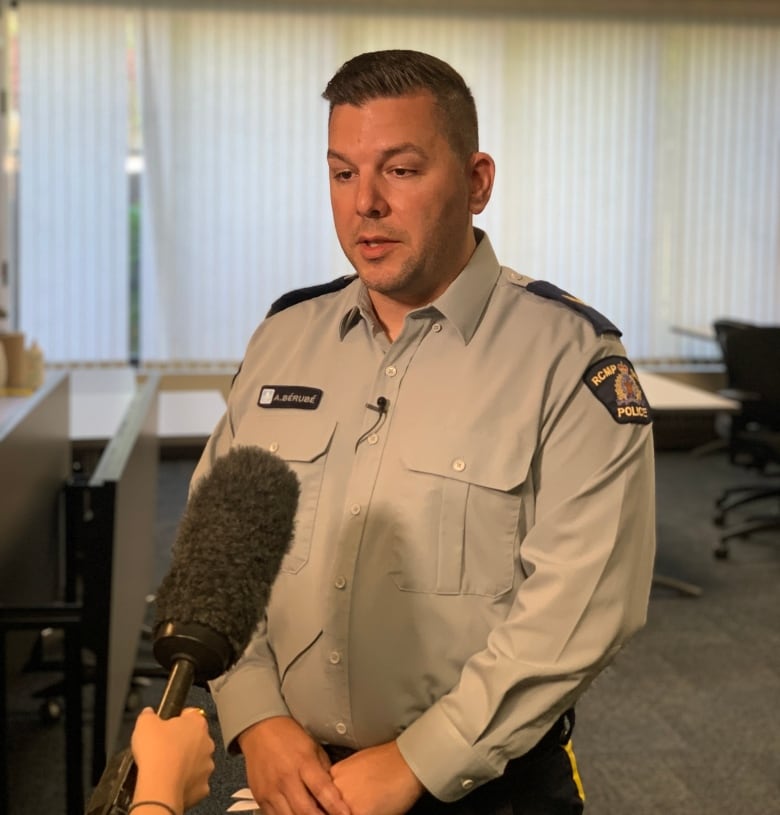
[395,436,534,597]
[233,413,337,574]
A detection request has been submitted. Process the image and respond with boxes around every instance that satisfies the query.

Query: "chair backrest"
[712,317,755,354]
[718,324,780,427]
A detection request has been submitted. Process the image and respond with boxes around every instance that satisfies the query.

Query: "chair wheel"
[39,698,63,724]
[713,543,730,560]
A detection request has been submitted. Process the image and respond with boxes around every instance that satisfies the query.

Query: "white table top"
[68,375,226,443]
[70,392,133,442]
[636,369,739,413]
[157,389,226,440]
[0,371,69,439]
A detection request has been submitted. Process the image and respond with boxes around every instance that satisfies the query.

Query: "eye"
[330,168,355,182]
[389,167,416,178]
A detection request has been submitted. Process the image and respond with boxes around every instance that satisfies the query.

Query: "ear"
[467,152,495,215]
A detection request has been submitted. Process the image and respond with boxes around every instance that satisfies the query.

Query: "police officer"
[196,49,656,815]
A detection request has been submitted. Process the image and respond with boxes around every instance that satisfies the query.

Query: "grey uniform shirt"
[197,231,656,802]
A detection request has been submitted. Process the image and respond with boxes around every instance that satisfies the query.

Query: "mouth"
[358,236,397,246]
[356,236,400,260]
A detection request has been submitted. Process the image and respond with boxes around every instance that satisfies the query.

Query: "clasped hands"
[238,716,424,815]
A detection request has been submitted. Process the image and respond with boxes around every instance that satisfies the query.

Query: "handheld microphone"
[85,445,299,815]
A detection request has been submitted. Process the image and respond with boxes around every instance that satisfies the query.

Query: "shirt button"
[452,458,466,472]
[328,651,341,665]
[385,365,397,377]
[335,722,347,735]
[461,779,474,791]
[350,503,361,516]
[334,576,347,589]
[432,322,442,333]
[269,442,279,453]
[367,433,379,445]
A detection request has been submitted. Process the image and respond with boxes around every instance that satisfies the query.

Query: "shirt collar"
[429,229,500,344]
[338,286,381,339]
[337,229,501,344]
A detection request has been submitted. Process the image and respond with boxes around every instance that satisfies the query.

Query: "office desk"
[69,372,225,448]
[636,369,739,597]
[0,372,78,813]
[0,372,71,605]
[74,376,161,783]
[638,370,739,414]
[157,389,225,445]
[1,372,226,809]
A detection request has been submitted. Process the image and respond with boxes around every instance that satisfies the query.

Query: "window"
[4,4,779,366]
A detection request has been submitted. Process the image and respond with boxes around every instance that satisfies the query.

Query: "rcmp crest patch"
[584,356,652,425]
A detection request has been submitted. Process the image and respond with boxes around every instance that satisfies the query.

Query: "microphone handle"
[84,659,196,814]
[156,658,197,720]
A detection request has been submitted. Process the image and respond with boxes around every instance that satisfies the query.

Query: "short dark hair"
[322,49,479,159]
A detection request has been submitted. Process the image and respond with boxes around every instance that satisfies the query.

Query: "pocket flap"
[400,426,533,493]
[235,412,337,463]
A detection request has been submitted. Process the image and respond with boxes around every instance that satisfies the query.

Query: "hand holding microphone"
[130,707,215,814]
[85,445,299,814]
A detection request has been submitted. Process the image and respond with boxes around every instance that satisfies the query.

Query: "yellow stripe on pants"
[564,740,586,802]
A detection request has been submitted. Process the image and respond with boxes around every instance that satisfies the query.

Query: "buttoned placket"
[321,314,436,744]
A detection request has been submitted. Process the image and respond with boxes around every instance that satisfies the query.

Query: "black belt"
[323,742,358,764]
[527,707,575,754]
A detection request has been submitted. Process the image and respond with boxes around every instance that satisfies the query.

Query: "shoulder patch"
[584,356,651,425]
[526,280,621,337]
[266,274,357,318]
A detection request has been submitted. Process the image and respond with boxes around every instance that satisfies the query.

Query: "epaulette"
[525,280,621,337]
[266,274,357,318]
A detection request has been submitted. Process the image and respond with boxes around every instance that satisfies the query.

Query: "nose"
[356,174,389,219]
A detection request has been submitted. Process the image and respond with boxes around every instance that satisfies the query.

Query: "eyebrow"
[326,142,430,164]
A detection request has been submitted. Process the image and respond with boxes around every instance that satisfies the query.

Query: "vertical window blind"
[13,3,780,365]
[137,7,340,363]
[656,24,780,359]
[19,1,128,363]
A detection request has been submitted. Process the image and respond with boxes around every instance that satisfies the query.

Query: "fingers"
[182,706,208,718]
[260,790,297,815]
[300,763,351,815]
[248,754,346,815]
[316,743,333,772]
[241,717,350,815]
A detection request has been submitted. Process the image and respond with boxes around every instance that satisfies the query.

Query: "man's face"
[327,93,483,308]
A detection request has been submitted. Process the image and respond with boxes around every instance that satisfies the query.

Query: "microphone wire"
[355,396,389,451]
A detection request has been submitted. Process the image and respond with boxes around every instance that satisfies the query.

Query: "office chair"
[711,323,780,558]
[707,319,752,457]
[687,319,753,459]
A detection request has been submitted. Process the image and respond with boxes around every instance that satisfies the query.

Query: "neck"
[370,229,479,341]
[369,294,412,342]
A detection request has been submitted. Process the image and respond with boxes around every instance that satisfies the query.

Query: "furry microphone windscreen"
[153,445,300,662]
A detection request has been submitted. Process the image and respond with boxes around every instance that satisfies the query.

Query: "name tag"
[258,385,323,410]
